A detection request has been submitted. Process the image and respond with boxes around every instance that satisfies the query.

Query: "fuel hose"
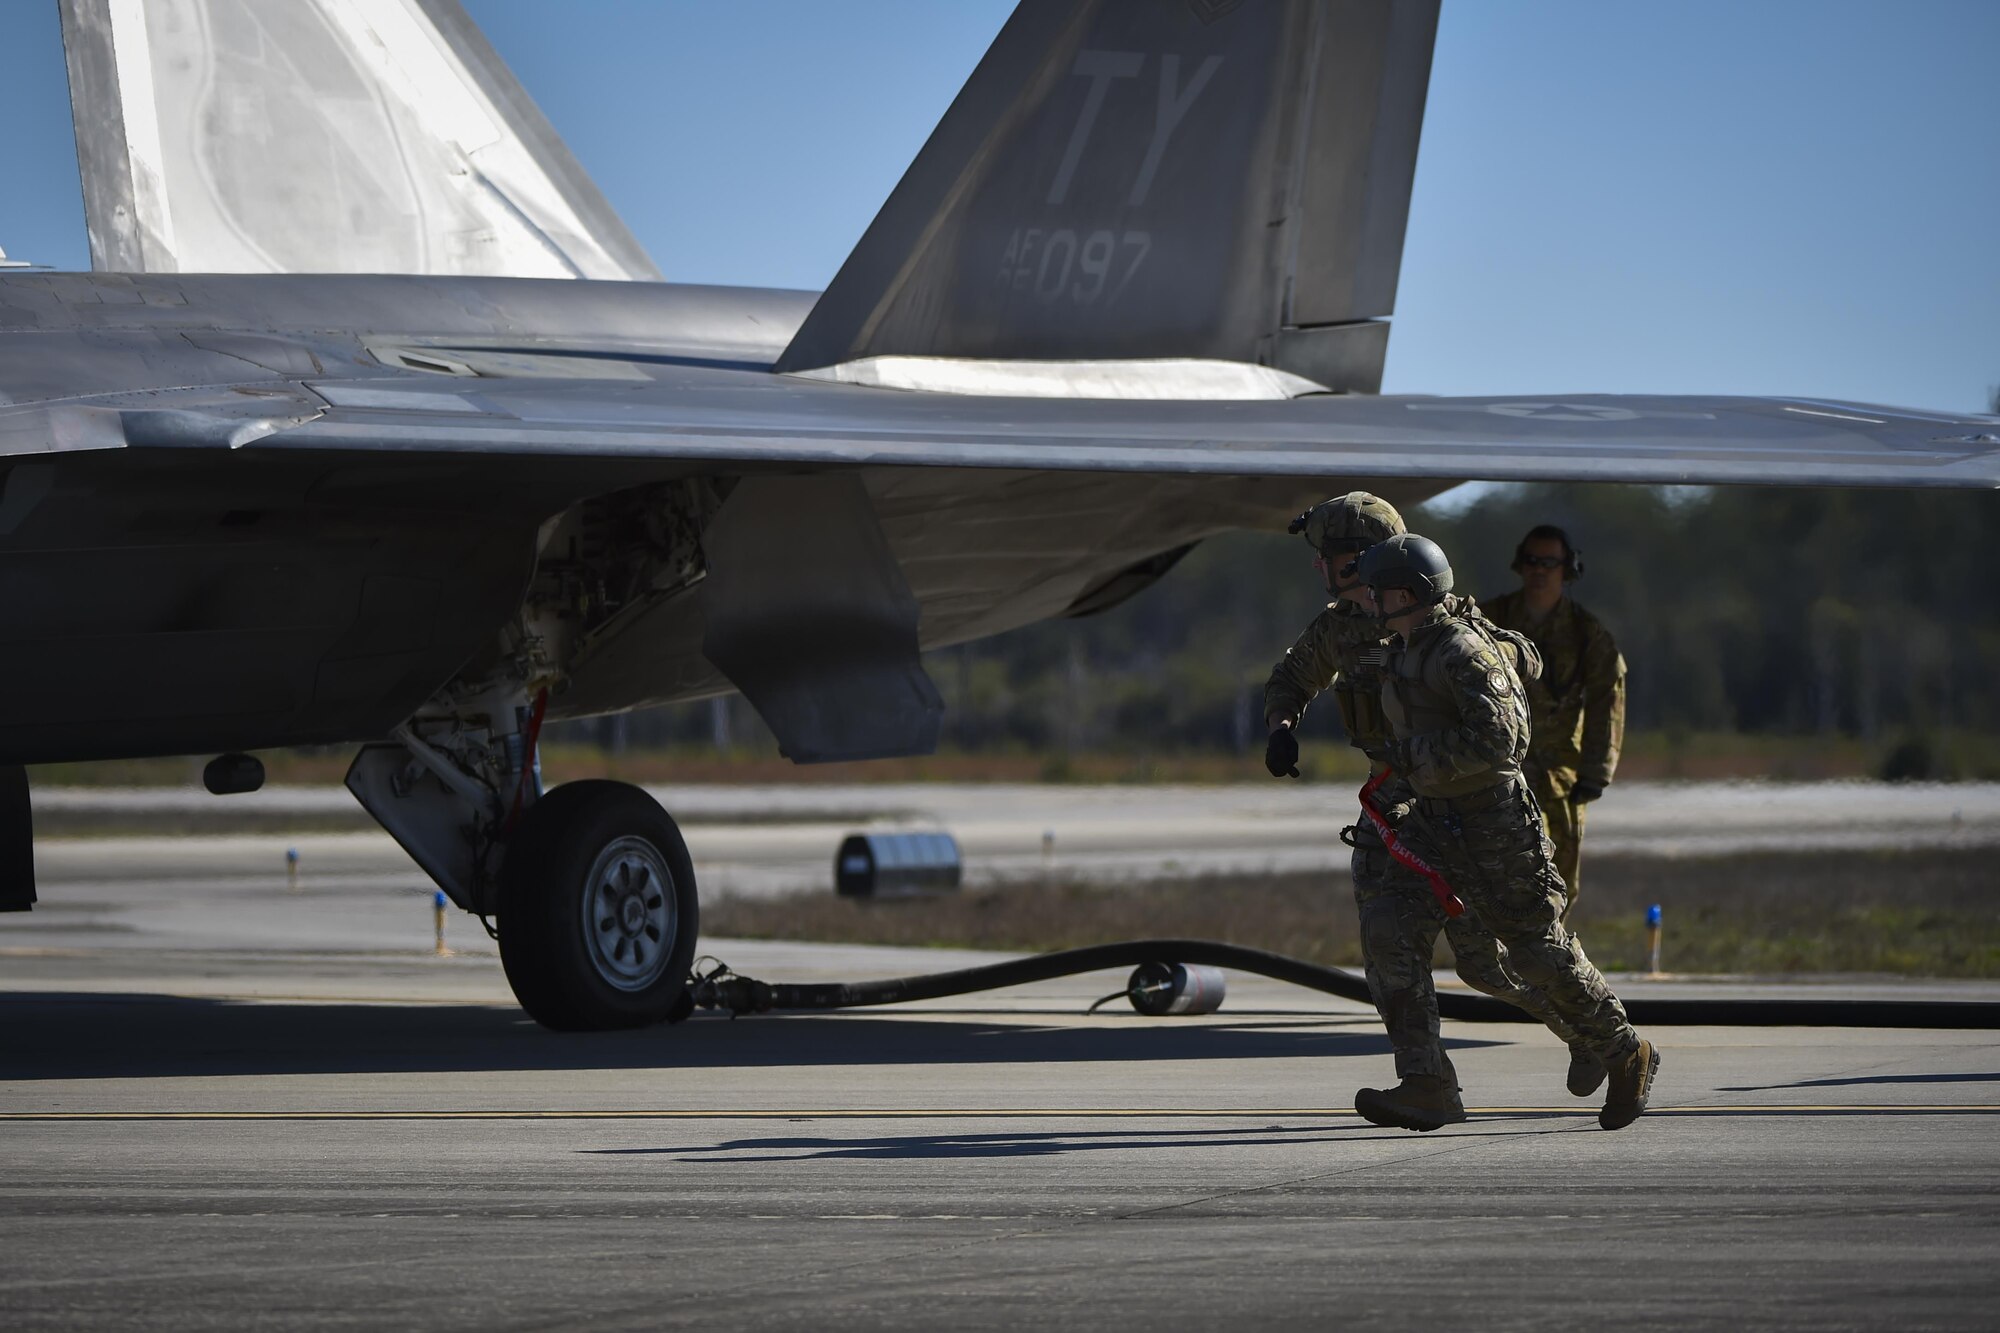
[684,938,2000,1029]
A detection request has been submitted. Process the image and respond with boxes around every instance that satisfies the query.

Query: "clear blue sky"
[1,1,1994,412]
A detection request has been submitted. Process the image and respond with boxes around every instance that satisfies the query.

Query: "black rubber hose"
[696,938,2000,1029]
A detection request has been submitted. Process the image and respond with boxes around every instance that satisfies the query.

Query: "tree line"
[565,483,2000,770]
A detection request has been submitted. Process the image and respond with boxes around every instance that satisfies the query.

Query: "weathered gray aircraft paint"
[2,0,1994,1027]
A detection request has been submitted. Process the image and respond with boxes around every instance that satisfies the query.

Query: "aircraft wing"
[236,369,2000,490]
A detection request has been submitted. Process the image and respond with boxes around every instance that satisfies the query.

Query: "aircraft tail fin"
[776,0,1439,390]
[56,0,659,279]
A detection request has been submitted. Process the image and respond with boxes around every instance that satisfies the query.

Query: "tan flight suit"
[1482,591,1626,915]
[1379,602,1640,1066]
[1264,593,1582,1084]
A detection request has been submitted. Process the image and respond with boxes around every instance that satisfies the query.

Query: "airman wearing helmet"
[1260,497,1586,1121]
[1359,532,1659,1133]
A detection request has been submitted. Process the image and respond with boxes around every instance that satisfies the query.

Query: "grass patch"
[709,876,1366,964]
[704,848,2000,979]
[1566,850,2000,976]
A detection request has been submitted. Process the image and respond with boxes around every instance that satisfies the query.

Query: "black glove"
[1264,726,1300,779]
[1571,780,1605,805]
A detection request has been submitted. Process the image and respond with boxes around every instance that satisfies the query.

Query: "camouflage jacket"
[1481,590,1626,793]
[1263,593,1515,768]
[1378,603,1545,799]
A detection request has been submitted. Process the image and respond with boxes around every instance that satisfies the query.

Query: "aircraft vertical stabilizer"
[56,0,660,279]
[777,0,1439,392]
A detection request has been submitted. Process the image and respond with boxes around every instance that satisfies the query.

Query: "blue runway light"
[1646,904,1662,928]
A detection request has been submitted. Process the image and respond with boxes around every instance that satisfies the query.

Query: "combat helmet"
[1357,533,1454,611]
[1287,492,1404,558]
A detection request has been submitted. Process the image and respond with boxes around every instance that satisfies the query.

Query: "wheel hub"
[580,836,677,992]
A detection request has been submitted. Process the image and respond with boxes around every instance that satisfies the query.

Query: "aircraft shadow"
[0,992,1505,1082]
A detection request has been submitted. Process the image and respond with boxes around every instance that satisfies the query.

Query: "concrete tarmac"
[5,900,2000,1327]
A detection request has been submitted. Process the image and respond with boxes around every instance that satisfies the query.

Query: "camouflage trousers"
[1525,765,1585,917]
[1400,780,1639,1066]
[1351,822,1582,1083]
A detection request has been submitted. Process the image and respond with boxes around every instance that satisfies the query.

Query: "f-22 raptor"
[2,0,1993,1027]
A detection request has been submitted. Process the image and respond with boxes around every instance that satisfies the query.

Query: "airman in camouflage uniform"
[1261,494,1585,1109]
[1359,532,1658,1133]
[1483,524,1627,915]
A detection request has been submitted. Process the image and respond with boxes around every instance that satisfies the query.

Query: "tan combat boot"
[1567,1044,1606,1097]
[1355,1075,1467,1132]
[1598,1038,1660,1130]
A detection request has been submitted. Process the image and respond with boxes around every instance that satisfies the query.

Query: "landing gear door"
[0,764,34,912]
[699,474,943,763]
[345,742,493,913]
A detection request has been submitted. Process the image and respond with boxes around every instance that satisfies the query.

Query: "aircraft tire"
[497,780,700,1031]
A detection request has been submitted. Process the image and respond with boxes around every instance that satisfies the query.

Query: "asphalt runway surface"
[6,842,2000,1329]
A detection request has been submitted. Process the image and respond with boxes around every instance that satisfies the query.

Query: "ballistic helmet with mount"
[1357,533,1455,610]
[1287,492,1404,558]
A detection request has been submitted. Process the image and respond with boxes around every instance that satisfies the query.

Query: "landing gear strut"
[347,478,730,1029]
[349,721,702,1031]
[498,780,700,1030]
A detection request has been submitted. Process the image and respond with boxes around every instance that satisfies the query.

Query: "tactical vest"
[1380,616,1524,798]
[1332,641,1393,755]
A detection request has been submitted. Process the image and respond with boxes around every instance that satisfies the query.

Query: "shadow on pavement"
[1718,1071,2000,1092]
[0,991,1505,1080]
[582,1123,1542,1161]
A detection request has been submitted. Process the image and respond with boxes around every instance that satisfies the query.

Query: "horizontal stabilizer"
[777,0,1439,391]
[57,0,659,279]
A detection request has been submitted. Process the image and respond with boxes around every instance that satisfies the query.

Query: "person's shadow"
[1718,1072,2000,1092]
[582,1120,1547,1163]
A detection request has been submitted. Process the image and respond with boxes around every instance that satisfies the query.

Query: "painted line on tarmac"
[3,1106,1998,1122]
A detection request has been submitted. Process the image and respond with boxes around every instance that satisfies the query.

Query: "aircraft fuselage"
[0,272,1365,763]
